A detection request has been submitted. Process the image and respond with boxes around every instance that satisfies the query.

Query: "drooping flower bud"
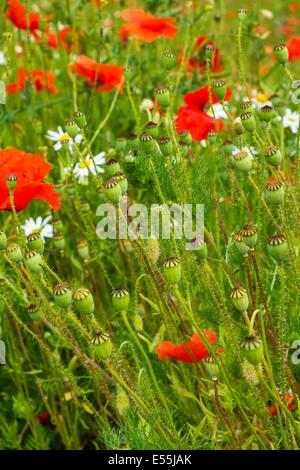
[6,174,17,191]
[145,121,158,139]
[0,231,7,251]
[90,331,112,360]
[267,233,289,262]
[204,352,222,380]
[234,233,249,256]
[265,145,282,167]
[265,178,284,205]
[146,238,160,263]
[159,136,173,156]
[155,87,170,109]
[164,51,176,70]
[24,250,43,274]
[241,112,256,133]
[237,8,247,21]
[53,283,72,308]
[105,158,121,177]
[73,111,87,129]
[73,288,95,315]
[27,304,43,320]
[112,288,130,311]
[103,177,122,204]
[27,232,45,254]
[6,243,22,263]
[233,150,252,173]
[65,119,79,139]
[230,286,249,311]
[241,335,264,365]
[213,80,227,100]
[162,257,181,284]
[238,224,257,248]
[77,240,89,260]
[273,44,289,64]
[53,232,65,251]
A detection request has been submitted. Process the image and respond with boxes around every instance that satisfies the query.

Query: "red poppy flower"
[119,9,178,43]
[156,330,217,362]
[0,148,60,212]
[46,25,75,51]
[71,55,123,92]
[269,392,294,416]
[186,36,221,75]
[35,411,50,425]
[175,105,224,141]
[286,36,300,60]
[184,84,232,110]
[5,0,40,40]
[6,67,58,94]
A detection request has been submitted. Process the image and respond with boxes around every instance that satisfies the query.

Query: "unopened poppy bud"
[53,232,65,251]
[124,66,135,82]
[164,51,176,70]
[240,101,254,114]
[155,87,170,109]
[24,250,43,274]
[162,257,181,284]
[6,174,17,191]
[204,44,214,61]
[233,150,252,173]
[134,313,143,332]
[204,353,222,380]
[241,335,264,365]
[267,233,289,262]
[237,8,247,21]
[146,237,160,263]
[27,232,44,254]
[73,111,87,129]
[179,140,189,157]
[90,331,112,360]
[265,179,284,205]
[53,218,64,233]
[103,177,122,204]
[0,231,7,251]
[233,117,244,135]
[223,140,235,155]
[191,236,208,260]
[105,158,121,177]
[178,130,192,145]
[159,136,173,156]
[241,112,256,133]
[238,224,257,248]
[273,44,289,64]
[53,283,72,308]
[73,288,95,315]
[6,243,22,263]
[139,132,155,154]
[230,286,249,311]
[112,288,130,311]
[27,304,43,320]
[145,121,158,139]
[265,145,282,167]
[65,119,79,139]
[114,172,128,194]
[259,105,274,122]
[234,233,249,256]
[77,240,89,260]
[213,80,227,100]
[116,386,130,416]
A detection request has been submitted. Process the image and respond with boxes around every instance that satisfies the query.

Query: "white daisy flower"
[207,102,228,119]
[282,109,300,134]
[73,152,106,183]
[21,216,53,239]
[46,126,83,153]
[249,89,272,108]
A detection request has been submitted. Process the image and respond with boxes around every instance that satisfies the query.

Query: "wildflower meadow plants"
[0,0,299,452]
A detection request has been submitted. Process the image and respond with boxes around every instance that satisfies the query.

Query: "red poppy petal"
[156,330,217,363]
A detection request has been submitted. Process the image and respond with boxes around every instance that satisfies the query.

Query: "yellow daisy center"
[79,159,91,169]
[255,93,268,103]
[59,134,70,142]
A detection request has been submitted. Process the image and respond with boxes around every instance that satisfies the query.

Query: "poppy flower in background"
[71,55,124,92]
[286,37,300,60]
[175,106,224,141]
[6,67,58,94]
[156,330,218,362]
[35,411,51,425]
[269,392,294,415]
[5,0,41,40]
[119,9,178,43]
[186,36,221,75]
[0,149,60,212]
[46,26,76,51]
[183,84,232,110]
